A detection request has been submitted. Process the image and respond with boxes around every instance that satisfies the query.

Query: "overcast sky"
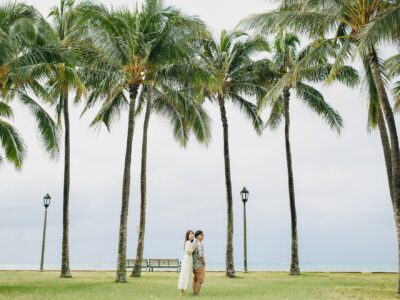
[0,0,398,271]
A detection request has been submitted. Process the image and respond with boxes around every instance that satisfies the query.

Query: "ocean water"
[0,262,396,272]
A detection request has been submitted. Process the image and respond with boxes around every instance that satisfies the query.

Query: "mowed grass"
[0,271,397,300]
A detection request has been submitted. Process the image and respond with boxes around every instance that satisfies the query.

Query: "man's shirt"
[192,240,205,270]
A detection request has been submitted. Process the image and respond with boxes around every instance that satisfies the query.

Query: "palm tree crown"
[0,2,60,168]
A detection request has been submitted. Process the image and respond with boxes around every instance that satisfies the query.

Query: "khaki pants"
[193,267,205,295]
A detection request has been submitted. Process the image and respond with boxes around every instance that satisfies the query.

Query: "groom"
[192,230,205,296]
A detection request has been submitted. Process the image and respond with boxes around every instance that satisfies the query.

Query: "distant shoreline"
[0,270,397,274]
[1,263,396,273]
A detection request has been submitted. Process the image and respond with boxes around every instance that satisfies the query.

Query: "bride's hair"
[184,230,194,248]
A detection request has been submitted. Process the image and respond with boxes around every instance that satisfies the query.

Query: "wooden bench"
[148,259,181,272]
[126,259,149,271]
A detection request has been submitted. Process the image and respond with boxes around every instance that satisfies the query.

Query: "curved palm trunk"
[283,88,300,276]
[131,98,151,278]
[369,50,400,293]
[218,94,235,278]
[115,84,139,283]
[377,110,393,201]
[61,91,72,278]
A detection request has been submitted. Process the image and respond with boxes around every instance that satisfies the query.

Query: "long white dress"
[177,241,195,290]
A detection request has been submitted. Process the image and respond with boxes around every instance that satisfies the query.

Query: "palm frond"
[0,101,13,118]
[240,9,337,38]
[90,86,129,130]
[14,91,60,158]
[0,118,25,169]
[357,3,400,54]
[229,93,263,134]
[393,82,400,112]
[296,82,343,133]
[264,96,284,130]
[363,57,381,130]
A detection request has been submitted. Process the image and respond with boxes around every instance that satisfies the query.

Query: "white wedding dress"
[177,241,195,290]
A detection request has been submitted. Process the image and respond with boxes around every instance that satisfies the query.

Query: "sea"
[0,262,396,272]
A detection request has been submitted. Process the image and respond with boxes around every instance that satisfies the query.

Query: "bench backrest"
[149,259,180,267]
[126,259,148,267]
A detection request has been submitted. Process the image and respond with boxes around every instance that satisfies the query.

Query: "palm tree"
[77,0,208,282]
[242,0,400,291]
[195,30,266,277]
[131,82,210,277]
[42,0,86,278]
[359,6,400,250]
[259,32,358,275]
[128,18,211,278]
[130,26,212,277]
[0,3,60,168]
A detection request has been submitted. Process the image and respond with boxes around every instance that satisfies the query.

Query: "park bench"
[126,259,149,271]
[148,259,181,272]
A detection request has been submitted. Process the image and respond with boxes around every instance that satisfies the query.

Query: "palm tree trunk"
[369,50,400,293]
[61,91,72,278]
[376,109,400,281]
[377,109,393,201]
[115,84,139,283]
[131,97,151,278]
[218,94,235,278]
[283,88,300,276]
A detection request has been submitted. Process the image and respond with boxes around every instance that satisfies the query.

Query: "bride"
[177,230,197,295]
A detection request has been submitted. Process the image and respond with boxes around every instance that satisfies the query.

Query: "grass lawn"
[0,271,398,299]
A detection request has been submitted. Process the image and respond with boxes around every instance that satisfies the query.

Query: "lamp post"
[240,187,249,273]
[40,194,51,272]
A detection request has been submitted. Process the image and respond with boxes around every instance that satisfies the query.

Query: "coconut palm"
[0,2,60,168]
[131,12,210,277]
[242,0,400,291]
[358,6,400,251]
[259,32,358,275]
[77,0,208,282]
[195,30,266,277]
[131,81,210,277]
[40,0,86,278]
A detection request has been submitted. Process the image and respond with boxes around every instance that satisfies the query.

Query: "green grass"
[0,271,398,299]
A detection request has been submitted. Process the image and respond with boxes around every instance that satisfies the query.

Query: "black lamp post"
[240,187,249,273]
[40,194,51,272]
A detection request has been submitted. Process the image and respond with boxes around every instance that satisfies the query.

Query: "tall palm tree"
[259,32,358,275]
[131,82,210,277]
[41,0,86,278]
[359,5,400,246]
[77,0,208,282]
[196,30,267,277]
[130,27,211,277]
[0,3,60,168]
[242,0,400,291]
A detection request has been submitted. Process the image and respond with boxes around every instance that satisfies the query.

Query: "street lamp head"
[43,194,51,208]
[240,187,249,203]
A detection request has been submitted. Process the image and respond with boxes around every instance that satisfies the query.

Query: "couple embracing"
[177,230,205,296]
